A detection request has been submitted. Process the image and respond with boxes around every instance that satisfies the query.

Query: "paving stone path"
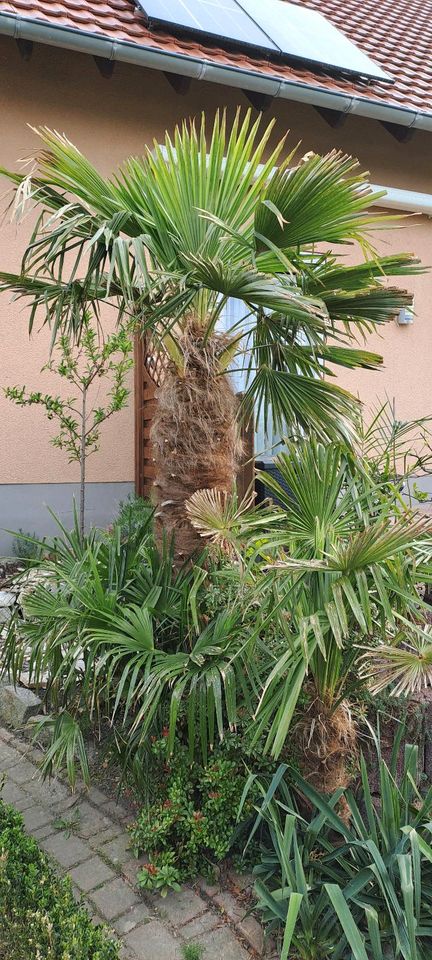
[0,726,269,960]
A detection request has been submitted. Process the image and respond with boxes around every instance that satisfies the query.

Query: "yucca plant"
[0,111,421,560]
[246,737,432,960]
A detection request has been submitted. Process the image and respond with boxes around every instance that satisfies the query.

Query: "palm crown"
[0,110,421,556]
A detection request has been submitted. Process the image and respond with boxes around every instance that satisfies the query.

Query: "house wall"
[0,36,431,550]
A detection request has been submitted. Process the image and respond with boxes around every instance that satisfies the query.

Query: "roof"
[1,0,432,123]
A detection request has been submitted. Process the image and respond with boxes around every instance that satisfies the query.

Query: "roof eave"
[2,10,432,132]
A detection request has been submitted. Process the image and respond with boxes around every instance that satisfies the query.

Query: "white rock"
[0,608,12,624]
[0,684,42,726]
[0,591,15,607]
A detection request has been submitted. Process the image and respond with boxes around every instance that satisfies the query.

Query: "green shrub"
[0,799,118,960]
[111,494,154,539]
[130,735,257,895]
[11,529,42,561]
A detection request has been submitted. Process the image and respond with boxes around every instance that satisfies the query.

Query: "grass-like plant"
[245,735,432,960]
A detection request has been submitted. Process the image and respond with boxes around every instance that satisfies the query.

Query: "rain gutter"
[2,11,432,136]
[371,186,432,215]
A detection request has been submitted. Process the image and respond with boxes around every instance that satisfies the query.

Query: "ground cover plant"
[129,732,266,894]
[0,797,118,960]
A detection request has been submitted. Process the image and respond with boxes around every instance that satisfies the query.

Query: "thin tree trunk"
[79,388,86,540]
[150,326,243,563]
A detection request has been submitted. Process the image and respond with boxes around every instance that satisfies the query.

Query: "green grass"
[181,943,205,960]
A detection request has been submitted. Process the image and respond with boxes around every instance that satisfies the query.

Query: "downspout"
[1,11,432,134]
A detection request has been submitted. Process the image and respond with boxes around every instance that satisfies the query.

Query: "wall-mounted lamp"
[397,305,414,326]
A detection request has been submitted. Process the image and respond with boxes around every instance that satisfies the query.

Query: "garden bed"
[0,800,119,960]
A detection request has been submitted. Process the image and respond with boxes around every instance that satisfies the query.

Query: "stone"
[100,799,129,822]
[0,685,42,727]
[69,856,116,892]
[214,891,264,954]
[157,888,207,928]
[121,856,149,887]
[0,591,15,607]
[32,823,57,841]
[6,757,37,784]
[0,608,12,624]
[179,912,221,941]
[25,776,69,805]
[119,945,138,960]
[90,878,140,921]
[197,876,221,898]
[41,833,91,869]
[100,833,132,865]
[88,785,115,806]
[0,743,19,767]
[69,800,113,839]
[0,780,34,809]
[89,824,124,850]
[113,902,152,935]
[21,804,53,833]
[123,919,182,959]
[195,925,251,960]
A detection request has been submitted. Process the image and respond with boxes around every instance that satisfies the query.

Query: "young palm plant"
[187,438,432,788]
[0,111,421,560]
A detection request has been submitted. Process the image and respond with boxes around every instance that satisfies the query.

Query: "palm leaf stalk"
[0,111,422,560]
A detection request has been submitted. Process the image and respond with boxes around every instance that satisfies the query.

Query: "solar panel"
[138,0,278,51]
[137,0,391,82]
[239,0,391,80]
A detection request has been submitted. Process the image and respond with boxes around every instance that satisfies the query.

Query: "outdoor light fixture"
[397,305,415,325]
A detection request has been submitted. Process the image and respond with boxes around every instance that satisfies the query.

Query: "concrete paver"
[100,833,132,865]
[157,887,208,928]
[113,902,152,936]
[69,855,116,892]
[41,832,92,869]
[195,925,252,960]
[123,919,182,960]
[90,877,141,921]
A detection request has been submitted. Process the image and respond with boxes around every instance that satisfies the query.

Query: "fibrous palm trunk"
[150,324,243,563]
[295,688,357,796]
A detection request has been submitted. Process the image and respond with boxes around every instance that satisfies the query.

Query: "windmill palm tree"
[0,111,420,559]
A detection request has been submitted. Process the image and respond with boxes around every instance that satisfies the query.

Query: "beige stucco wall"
[0,36,431,485]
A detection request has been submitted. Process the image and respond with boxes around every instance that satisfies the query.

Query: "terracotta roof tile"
[2,0,432,117]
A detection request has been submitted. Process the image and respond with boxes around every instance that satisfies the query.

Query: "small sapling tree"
[5,317,133,538]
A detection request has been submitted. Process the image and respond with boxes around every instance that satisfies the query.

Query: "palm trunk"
[150,326,243,563]
[295,687,357,795]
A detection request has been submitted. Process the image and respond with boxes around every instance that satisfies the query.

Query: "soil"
[0,561,22,587]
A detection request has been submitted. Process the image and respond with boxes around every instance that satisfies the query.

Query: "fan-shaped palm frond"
[360,627,432,696]
[0,112,421,555]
